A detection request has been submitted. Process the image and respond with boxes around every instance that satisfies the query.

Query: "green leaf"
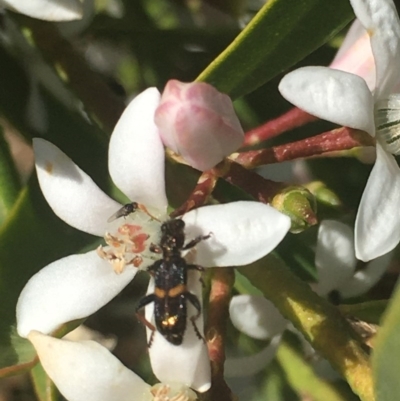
[259,361,299,401]
[31,361,59,401]
[372,283,400,400]
[0,326,36,377]
[234,270,263,296]
[277,338,349,401]
[0,126,22,223]
[339,300,388,325]
[275,233,317,282]
[197,0,353,98]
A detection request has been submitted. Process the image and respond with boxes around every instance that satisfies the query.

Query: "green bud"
[305,181,342,208]
[272,186,317,233]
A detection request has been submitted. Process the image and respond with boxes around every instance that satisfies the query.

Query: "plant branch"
[170,170,218,217]
[243,107,317,147]
[214,159,285,203]
[233,127,374,168]
[239,257,375,401]
[203,267,235,401]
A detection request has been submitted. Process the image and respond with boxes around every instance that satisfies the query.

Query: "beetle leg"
[137,204,161,221]
[187,264,205,287]
[186,292,204,341]
[187,264,205,272]
[150,243,162,254]
[136,294,156,347]
[182,232,212,250]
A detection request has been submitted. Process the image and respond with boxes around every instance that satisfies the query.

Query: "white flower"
[225,294,287,377]
[16,88,291,399]
[28,331,196,401]
[1,0,83,21]
[330,19,375,91]
[279,0,400,262]
[314,220,392,299]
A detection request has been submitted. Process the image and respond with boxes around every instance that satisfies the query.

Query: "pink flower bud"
[154,80,244,171]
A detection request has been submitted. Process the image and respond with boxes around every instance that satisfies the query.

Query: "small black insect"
[107,202,139,222]
[108,202,159,223]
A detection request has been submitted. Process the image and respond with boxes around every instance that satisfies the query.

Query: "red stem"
[214,160,285,203]
[170,171,218,217]
[234,127,374,168]
[243,107,317,147]
[202,267,235,401]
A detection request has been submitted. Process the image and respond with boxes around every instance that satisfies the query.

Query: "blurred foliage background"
[1,0,400,400]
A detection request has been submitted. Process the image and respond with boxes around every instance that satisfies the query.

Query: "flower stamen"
[150,383,198,401]
[97,208,163,274]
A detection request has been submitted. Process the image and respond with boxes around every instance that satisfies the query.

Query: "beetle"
[110,202,210,346]
[137,218,211,346]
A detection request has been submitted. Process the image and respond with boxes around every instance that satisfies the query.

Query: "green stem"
[0,128,21,221]
[238,257,375,401]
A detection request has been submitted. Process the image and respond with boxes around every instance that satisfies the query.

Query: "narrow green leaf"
[197,0,353,98]
[0,326,36,377]
[234,270,263,296]
[0,126,22,222]
[339,300,387,325]
[372,283,400,401]
[259,362,299,401]
[277,339,348,401]
[31,361,59,401]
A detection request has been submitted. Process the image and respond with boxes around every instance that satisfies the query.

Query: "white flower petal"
[279,66,375,135]
[332,20,368,65]
[315,220,357,296]
[224,335,282,378]
[34,139,121,236]
[145,271,211,393]
[28,331,151,401]
[63,326,117,351]
[2,0,83,20]
[229,295,287,340]
[313,358,340,381]
[182,201,290,268]
[355,144,400,261]
[17,251,138,338]
[108,88,168,212]
[330,20,376,91]
[350,0,400,98]
[340,251,393,298]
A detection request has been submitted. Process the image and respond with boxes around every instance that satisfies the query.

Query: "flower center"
[97,207,163,274]
[375,94,400,155]
[150,383,197,401]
